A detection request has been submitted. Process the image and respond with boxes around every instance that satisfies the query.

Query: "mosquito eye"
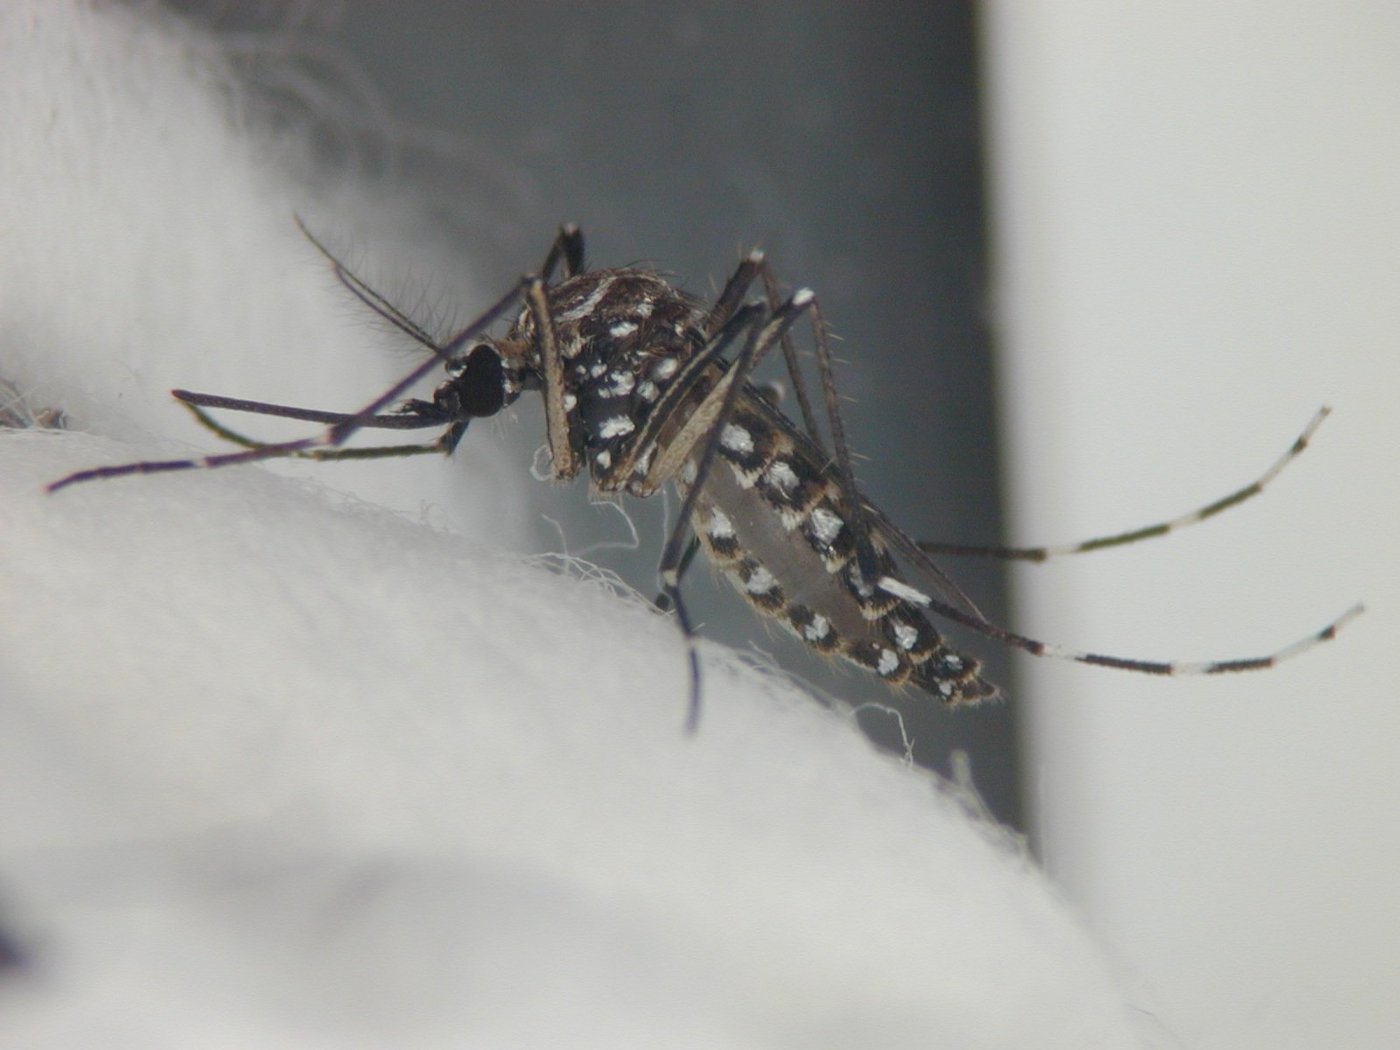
[458,345,506,417]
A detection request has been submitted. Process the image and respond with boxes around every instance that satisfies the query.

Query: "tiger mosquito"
[48,222,1363,729]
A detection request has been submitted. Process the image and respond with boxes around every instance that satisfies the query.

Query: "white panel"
[983,4,1399,1047]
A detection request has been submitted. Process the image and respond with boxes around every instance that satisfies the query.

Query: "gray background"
[180,1,1020,827]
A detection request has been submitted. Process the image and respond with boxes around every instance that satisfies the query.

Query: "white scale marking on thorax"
[555,275,618,325]
[603,372,636,397]
[598,416,636,440]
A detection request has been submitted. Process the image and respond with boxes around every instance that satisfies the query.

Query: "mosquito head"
[440,342,511,418]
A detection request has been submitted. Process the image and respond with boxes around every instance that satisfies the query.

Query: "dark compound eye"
[458,345,506,417]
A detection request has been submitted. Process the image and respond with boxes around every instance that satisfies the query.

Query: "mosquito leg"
[796,293,981,611]
[659,311,770,733]
[655,292,817,730]
[794,295,883,586]
[653,535,701,612]
[616,290,813,491]
[759,262,822,452]
[778,289,982,618]
[173,390,450,430]
[539,223,585,282]
[702,249,765,340]
[182,400,461,461]
[47,278,529,493]
[288,438,462,462]
[918,407,1332,562]
[181,401,317,450]
[863,542,1363,683]
[698,251,823,448]
[523,276,581,481]
[525,228,603,480]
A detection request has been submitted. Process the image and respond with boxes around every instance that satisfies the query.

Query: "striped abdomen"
[682,393,996,705]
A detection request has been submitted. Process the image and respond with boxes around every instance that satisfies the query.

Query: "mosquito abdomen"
[684,395,996,705]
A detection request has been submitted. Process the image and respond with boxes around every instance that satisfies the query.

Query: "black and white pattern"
[48,223,1363,729]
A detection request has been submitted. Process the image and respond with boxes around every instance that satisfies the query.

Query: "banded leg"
[919,406,1331,562]
[652,537,701,613]
[864,506,1363,680]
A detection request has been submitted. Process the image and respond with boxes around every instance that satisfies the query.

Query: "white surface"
[984,4,1397,1048]
[0,4,1145,1046]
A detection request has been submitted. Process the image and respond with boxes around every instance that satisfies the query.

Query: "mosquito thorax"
[505,269,711,489]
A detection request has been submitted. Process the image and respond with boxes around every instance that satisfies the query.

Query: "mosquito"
[48,222,1362,729]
